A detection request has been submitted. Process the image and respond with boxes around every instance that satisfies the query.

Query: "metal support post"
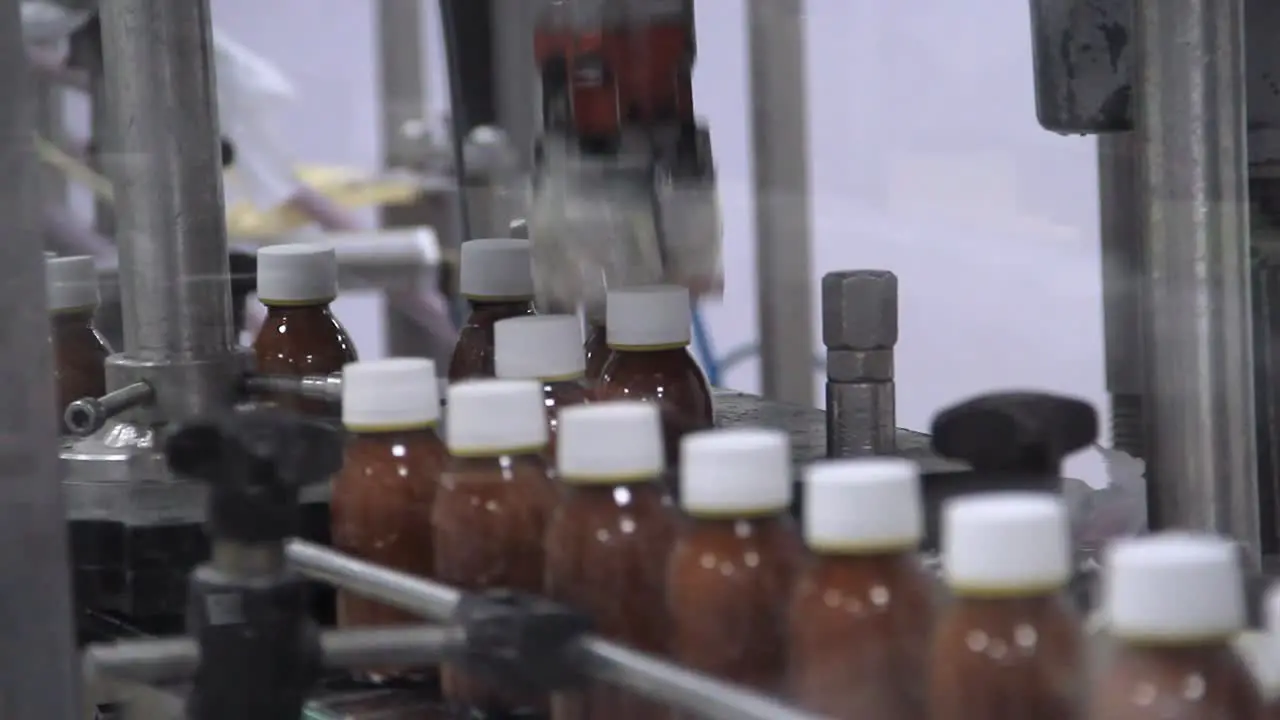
[822,270,898,457]
[747,0,814,407]
[1136,0,1261,563]
[1097,134,1146,458]
[0,0,82,714]
[98,0,244,423]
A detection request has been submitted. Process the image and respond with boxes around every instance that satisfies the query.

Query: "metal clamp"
[452,589,592,694]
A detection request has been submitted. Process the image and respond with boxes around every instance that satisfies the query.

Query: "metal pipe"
[85,626,466,685]
[244,374,343,403]
[0,1,83,715]
[98,0,233,358]
[64,381,153,437]
[1097,134,1147,459]
[1135,0,1261,563]
[747,0,814,407]
[285,541,821,720]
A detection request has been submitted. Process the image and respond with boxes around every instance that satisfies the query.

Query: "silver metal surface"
[747,0,814,407]
[86,626,467,686]
[492,0,538,173]
[1135,0,1261,562]
[244,373,343,403]
[575,638,822,720]
[287,542,820,720]
[1097,134,1146,458]
[287,539,462,622]
[0,0,82,714]
[821,270,898,456]
[99,0,234,365]
[65,380,153,437]
[104,350,249,427]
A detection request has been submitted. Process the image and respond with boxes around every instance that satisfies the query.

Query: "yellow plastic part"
[34,135,425,241]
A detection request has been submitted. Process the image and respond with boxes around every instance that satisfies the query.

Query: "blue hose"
[690,304,722,385]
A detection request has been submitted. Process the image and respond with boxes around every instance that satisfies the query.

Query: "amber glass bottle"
[788,458,934,720]
[1089,534,1260,720]
[1265,585,1280,719]
[597,285,714,471]
[495,314,592,460]
[544,402,677,720]
[929,494,1083,720]
[432,379,557,714]
[448,238,536,381]
[252,243,357,417]
[47,255,110,426]
[666,428,803,709]
[330,358,446,678]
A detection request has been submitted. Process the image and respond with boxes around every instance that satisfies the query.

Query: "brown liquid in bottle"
[331,428,447,670]
[583,322,611,380]
[930,595,1082,720]
[52,309,110,425]
[448,300,536,381]
[788,553,934,719]
[432,453,558,712]
[542,379,593,461]
[253,303,357,416]
[1091,645,1260,720]
[667,515,803,703]
[545,481,676,720]
[598,348,714,469]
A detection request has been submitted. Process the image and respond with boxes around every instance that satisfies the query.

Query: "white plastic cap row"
[941,493,1071,594]
[46,255,100,312]
[459,238,535,301]
[447,379,548,455]
[557,402,664,482]
[803,459,923,551]
[495,315,585,381]
[257,243,339,305]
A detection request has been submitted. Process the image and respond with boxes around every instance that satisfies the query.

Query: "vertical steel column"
[1097,134,1146,459]
[492,0,537,173]
[747,0,814,406]
[98,0,233,359]
[0,0,82,715]
[1136,0,1260,562]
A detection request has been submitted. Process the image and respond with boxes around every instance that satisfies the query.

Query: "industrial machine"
[2,0,1276,716]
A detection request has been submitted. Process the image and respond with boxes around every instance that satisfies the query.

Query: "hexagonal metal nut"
[821,270,899,349]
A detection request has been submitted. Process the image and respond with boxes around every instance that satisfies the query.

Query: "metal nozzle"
[243,373,343,403]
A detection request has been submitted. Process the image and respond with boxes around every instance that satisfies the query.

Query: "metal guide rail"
[86,539,822,720]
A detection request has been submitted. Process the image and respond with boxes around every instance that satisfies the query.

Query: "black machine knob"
[164,409,342,544]
[930,391,1098,476]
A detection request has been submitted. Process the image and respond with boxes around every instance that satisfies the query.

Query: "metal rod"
[64,381,153,437]
[285,541,821,720]
[99,0,234,357]
[574,638,821,720]
[0,0,82,714]
[1135,0,1261,563]
[1097,135,1146,459]
[85,626,466,685]
[286,539,462,621]
[747,0,814,407]
[244,374,343,402]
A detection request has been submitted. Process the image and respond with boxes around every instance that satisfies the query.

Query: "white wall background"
[208,0,1110,484]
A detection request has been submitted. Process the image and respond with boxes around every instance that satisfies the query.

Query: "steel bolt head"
[821,270,899,350]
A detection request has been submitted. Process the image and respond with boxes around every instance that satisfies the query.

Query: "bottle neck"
[465,298,535,324]
[263,301,336,319]
[51,308,98,331]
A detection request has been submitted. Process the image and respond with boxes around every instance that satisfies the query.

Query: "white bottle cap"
[46,255,100,312]
[557,402,663,483]
[459,238,534,301]
[446,379,548,456]
[495,315,586,381]
[941,493,1071,595]
[606,285,692,349]
[680,428,792,516]
[803,458,923,552]
[342,358,440,430]
[1105,533,1244,641]
[257,243,339,305]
